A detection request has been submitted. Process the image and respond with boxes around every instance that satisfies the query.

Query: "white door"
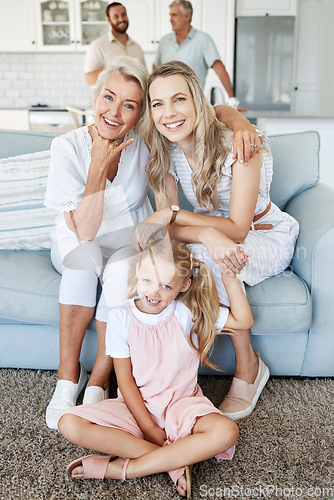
[292,0,322,114]
[122,0,156,52]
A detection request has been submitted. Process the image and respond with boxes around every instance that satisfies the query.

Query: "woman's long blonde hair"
[143,61,231,210]
[129,239,222,369]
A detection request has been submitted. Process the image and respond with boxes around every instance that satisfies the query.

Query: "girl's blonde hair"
[93,55,149,128]
[142,61,231,210]
[129,239,221,369]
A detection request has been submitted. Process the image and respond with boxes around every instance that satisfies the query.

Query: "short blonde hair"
[93,56,149,124]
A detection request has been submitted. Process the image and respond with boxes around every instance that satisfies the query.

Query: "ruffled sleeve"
[222,151,236,178]
[257,129,273,198]
[221,131,235,177]
[168,158,179,183]
[105,305,130,358]
[44,135,87,213]
[221,129,273,200]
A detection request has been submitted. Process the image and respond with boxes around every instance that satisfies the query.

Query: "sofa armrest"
[285,183,334,376]
[286,183,334,287]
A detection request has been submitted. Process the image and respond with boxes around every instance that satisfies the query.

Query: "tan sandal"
[66,453,115,479]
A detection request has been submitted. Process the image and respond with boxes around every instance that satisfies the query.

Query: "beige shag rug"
[0,369,333,500]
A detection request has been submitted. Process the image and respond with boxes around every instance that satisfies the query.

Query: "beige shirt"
[84,31,146,73]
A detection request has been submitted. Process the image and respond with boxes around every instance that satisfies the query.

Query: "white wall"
[318,0,334,116]
[0,52,92,109]
[1,0,333,116]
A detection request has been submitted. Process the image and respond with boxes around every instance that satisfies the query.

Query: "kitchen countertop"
[1,107,333,120]
[242,110,334,120]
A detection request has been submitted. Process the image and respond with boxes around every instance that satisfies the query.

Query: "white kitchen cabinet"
[292,0,323,115]
[237,0,297,16]
[2,0,221,56]
[76,0,110,48]
[202,0,235,85]
[0,0,37,51]
[35,0,109,51]
[123,0,203,53]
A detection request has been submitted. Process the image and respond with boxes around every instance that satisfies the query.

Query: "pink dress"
[61,300,234,478]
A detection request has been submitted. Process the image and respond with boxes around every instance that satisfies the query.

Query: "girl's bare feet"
[176,471,188,496]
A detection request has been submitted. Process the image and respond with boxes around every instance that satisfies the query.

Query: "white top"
[106,298,194,358]
[170,130,273,217]
[169,130,293,233]
[106,297,228,358]
[44,126,153,240]
[84,32,146,73]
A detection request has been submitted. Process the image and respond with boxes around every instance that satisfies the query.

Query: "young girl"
[137,61,299,420]
[58,238,253,499]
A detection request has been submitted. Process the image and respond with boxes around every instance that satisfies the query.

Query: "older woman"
[44,56,259,430]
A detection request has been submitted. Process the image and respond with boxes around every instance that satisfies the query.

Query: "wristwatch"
[169,205,180,224]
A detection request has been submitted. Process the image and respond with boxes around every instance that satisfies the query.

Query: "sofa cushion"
[269,131,319,210]
[246,271,312,334]
[0,250,60,325]
[0,150,56,250]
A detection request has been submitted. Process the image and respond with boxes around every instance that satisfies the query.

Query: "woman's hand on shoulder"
[231,119,261,166]
[200,227,248,276]
[89,125,134,170]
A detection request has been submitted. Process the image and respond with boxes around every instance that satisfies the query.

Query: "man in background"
[154,0,242,108]
[84,2,146,86]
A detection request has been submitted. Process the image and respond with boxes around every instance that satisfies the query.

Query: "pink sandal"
[66,454,114,479]
[122,459,192,498]
[121,458,131,480]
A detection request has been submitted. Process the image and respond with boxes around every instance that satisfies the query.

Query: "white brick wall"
[0,52,93,109]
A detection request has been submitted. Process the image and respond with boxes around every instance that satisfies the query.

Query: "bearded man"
[84,2,146,86]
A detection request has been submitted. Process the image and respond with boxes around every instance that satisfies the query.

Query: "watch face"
[171,205,180,211]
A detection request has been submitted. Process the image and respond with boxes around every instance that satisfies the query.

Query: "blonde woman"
[136,61,299,420]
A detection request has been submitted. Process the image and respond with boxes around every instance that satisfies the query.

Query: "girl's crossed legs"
[58,408,238,497]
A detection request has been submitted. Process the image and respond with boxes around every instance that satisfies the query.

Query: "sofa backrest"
[0,130,57,159]
[268,131,320,210]
[0,129,320,213]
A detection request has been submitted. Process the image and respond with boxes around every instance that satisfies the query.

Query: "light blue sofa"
[0,129,333,377]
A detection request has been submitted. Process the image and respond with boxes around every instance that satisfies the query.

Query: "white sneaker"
[46,362,88,430]
[82,385,109,405]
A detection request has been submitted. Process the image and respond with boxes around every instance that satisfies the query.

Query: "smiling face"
[136,255,191,315]
[107,4,129,34]
[94,73,142,141]
[149,74,196,148]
